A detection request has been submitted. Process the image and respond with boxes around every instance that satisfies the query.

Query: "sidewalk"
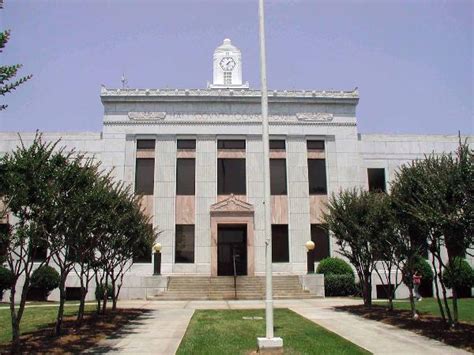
[89,308,194,355]
[93,299,469,355]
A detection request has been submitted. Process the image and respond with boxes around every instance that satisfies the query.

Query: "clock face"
[219,57,236,71]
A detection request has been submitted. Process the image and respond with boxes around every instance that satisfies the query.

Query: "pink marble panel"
[136,150,155,159]
[138,195,154,220]
[217,150,246,159]
[176,150,196,158]
[310,195,328,224]
[269,150,286,159]
[175,196,195,224]
[307,151,325,159]
[271,196,288,224]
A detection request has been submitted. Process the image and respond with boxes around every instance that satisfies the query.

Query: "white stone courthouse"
[0,39,471,301]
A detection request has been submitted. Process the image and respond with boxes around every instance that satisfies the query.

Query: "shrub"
[325,274,356,296]
[0,266,13,297]
[30,265,60,295]
[443,257,474,290]
[95,283,113,300]
[316,257,354,277]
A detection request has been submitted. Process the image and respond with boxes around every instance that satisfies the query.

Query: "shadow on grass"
[336,305,474,353]
[0,308,151,354]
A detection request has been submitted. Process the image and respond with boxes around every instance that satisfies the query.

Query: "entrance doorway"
[217,225,247,276]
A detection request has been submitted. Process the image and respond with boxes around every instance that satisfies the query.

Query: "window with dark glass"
[133,224,153,263]
[218,158,246,194]
[176,158,195,195]
[270,140,285,150]
[175,225,195,263]
[307,140,325,150]
[270,159,287,195]
[368,168,386,192]
[272,225,289,262]
[308,159,327,194]
[135,158,154,195]
[29,239,48,262]
[310,225,330,262]
[217,140,246,150]
[177,139,196,150]
[137,139,156,150]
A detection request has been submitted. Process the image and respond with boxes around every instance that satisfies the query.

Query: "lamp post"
[257,0,283,350]
[305,241,315,274]
[153,243,162,275]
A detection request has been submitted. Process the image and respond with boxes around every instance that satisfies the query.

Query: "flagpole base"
[257,337,283,350]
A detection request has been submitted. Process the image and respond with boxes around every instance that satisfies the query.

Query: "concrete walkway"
[90,308,194,354]
[92,299,469,355]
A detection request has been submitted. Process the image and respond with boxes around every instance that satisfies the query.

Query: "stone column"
[154,136,177,275]
[194,136,217,275]
[287,136,311,273]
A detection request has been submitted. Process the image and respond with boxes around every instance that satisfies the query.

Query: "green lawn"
[381,298,474,323]
[177,308,370,355]
[0,303,95,344]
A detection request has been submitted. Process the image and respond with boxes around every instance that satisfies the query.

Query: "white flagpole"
[257,0,283,349]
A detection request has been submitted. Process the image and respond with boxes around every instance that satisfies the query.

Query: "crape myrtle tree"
[93,180,155,313]
[391,142,473,326]
[0,134,58,349]
[323,189,379,307]
[369,193,402,311]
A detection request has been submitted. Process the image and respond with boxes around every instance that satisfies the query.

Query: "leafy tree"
[0,133,58,349]
[323,189,379,307]
[0,30,32,110]
[391,142,473,326]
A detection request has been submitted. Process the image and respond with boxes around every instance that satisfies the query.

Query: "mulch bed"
[336,305,474,353]
[0,308,149,354]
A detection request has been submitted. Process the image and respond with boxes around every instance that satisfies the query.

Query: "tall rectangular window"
[175,225,195,263]
[272,225,289,262]
[135,158,155,195]
[270,159,287,195]
[218,158,246,194]
[176,158,195,195]
[217,140,245,150]
[0,224,9,259]
[368,168,386,192]
[308,159,327,194]
[311,225,330,262]
[29,239,48,262]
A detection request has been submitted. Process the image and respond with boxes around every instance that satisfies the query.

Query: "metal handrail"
[232,250,238,299]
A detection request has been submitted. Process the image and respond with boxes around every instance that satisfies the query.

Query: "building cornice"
[100,87,359,104]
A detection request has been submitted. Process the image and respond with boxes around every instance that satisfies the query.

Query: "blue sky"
[1,0,472,134]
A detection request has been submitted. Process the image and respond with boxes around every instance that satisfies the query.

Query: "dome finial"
[223,38,231,45]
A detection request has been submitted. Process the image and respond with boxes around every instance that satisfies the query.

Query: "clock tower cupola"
[209,38,249,89]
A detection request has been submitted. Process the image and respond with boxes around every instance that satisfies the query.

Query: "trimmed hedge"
[316,257,354,277]
[30,265,60,295]
[443,257,474,290]
[325,274,356,296]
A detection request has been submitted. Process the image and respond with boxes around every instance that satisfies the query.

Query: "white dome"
[214,38,240,53]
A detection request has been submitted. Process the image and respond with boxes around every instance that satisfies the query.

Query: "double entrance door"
[217,224,247,276]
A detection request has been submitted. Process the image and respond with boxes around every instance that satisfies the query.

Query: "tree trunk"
[9,283,20,352]
[408,286,417,318]
[364,272,372,307]
[436,259,453,326]
[111,278,117,311]
[55,275,67,336]
[452,288,459,325]
[431,254,446,322]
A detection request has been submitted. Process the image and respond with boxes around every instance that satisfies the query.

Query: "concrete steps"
[150,275,314,300]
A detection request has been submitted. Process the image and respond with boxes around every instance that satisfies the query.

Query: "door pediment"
[210,194,254,215]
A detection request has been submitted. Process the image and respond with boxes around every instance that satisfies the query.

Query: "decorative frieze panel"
[128,112,166,120]
[296,112,334,122]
